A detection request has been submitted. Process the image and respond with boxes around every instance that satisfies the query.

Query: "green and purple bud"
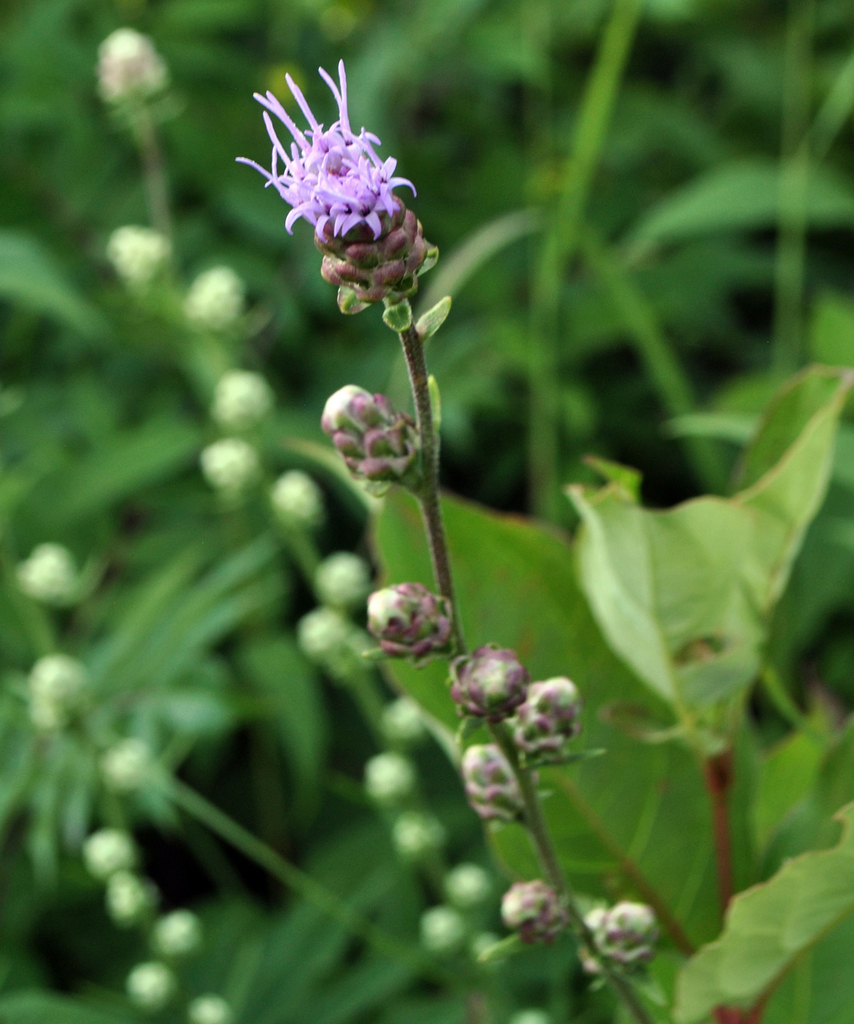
[512,677,583,765]
[450,645,529,721]
[321,385,419,490]
[461,744,523,822]
[582,902,658,972]
[501,881,568,944]
[367,583,453,663]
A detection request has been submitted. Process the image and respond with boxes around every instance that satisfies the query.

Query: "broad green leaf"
[626,161,854,258]
[0,992,135,1024]
[753,730,825,852]
[809,291,854,367]
[0,231,106,338]
[568,367,852,708]
[675,802,854,1023]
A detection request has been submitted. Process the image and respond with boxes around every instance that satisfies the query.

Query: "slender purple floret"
[237,61,415,241]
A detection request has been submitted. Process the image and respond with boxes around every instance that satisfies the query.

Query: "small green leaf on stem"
[382,299,412,332]
[428,375,442,433]
[416,296,452,340]
[476,933,523,963]
[338,286,369,314]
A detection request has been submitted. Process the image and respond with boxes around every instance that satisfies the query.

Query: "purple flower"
[367,583,453,663]
[501,881,568,944]
[238,61,414,241]
[460,744,523,822]
[450,645,529,722]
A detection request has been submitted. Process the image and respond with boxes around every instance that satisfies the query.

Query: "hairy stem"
[704,749,735,913]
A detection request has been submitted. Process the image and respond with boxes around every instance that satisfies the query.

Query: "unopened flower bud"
[17,543,77,605]
[392,811,445,861]
[364,752,416,806]
[296,607,369,679]
[101,738,153,792]
[321,385,418,488]
[200,438,259,494]
[28,654,88,730]
[460,744,522,822]
[420,905,466,954]
[450,645,529,722]
[83,829,136,880]
[315,552,371,609]
[107,871,154,926]
[188,995,233,1024]
[126,961,175,1011]
[153,910,202,957]
[211,370,272,429]
[97,29,168,104]
[271,471,325,529]
[512,677,583,765]
[185,267,245,330]
[510,1011,551,1024]
[107,226,170,287]
[583,902,658,972]
[501,881,568,944]
[445,863,491,909]
[381,697,426,746]
[367,583,452,663]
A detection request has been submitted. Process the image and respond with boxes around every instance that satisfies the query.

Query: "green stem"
[165,777,446,981]
[528,0,644,519]
[134,106,173,242]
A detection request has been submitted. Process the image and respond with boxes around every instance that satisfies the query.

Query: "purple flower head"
[450,645,529,722]
[501,880,568,944]
[367,583,453,663]
[460,744,523,822]
[512,676,583,765]
[238,61,414,241]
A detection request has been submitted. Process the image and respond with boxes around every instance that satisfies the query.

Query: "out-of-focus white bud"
[297,607,352,662]
[185,268,245,330]
[381,697,426,746]
[314,552,371,610]
[200,438,259,495]
[28,654,88,730]
[470,931,500,960]
[509,1011,551,1024]
[101,738,153,792]
[153,909,202,956]
[271,471,325,530]
[211,370,273,430]
[126,961,176,1011]
[391,811,445,861]
[420,905,466,954]
[107,871,154,926]
[16,543,77,605]
[97,29,169,104]
[107,226,171,287]
[83,829,136,880]
[364,752,415,806]
[188,995,233,1024]
[444,863,492,909]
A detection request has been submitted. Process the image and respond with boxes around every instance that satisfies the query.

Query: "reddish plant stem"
[704,749,735,914]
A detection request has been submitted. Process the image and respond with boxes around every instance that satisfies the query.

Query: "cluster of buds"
[367,583,453,664]
[107,870,156,927]
[27,654,88,731]
[271,470,325,531]
[185,267,245,331]
[100,738,154,792]
[450,645,528,722]
[200,438,259,496]
[419,904,466,955]
[153,909,203,957]
[582,902,659,973]
[444,862,492,909]
[211,370,272,430]
[297,606,370,680]
[315,551,372,610]
[16,543,79,605]
[84,829,137,880]
[321,385,419,492]
[461,744,523,822]
[501,880,568,944]
[126,961,176,1012]
[512,677,583,766]
[363,751,416,807]
[107,226,171,288]
[391,810,445,861]
[97,28,168,106]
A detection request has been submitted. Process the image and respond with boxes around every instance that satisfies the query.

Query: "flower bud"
[211,370,272,429]
[381,697,426,746]
[583,901,658,972]
[367,583,452,663]
[315,552,372,610]
[297,608,371,680]
[16,543,77,605]
[391,811,445,861]
[321,385,418,488]
[444,863,491,909]
[83,829,136,880]
[188,995,233,1024]
[450,645,529,722]
[420,905,466,954]
[271,471,325,530]
[185,267,245,330]
[97,29,168,104]
[460,744,522,822]
[107,226,170,287]
[364,752,416,806]
[153,909,202,957]
[126,961,175,1012]
[510,1011,551,1024]
[107,871,154,926]
[28,654,88,730]
[512,677,583,765]
[501,881,568,944]
[101,738,153,792]
[200,438,259,495]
